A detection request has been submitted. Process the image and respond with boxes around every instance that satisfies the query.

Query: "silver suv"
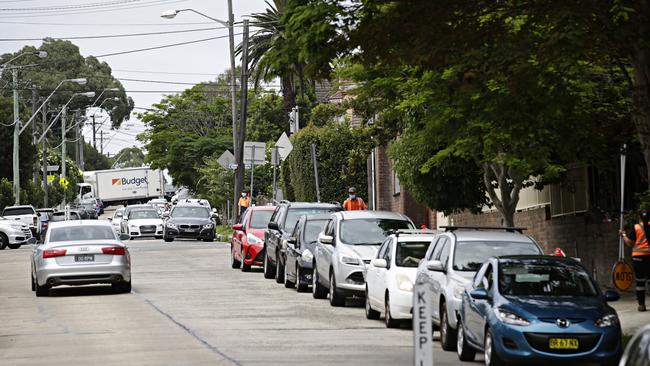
[415,226,543,351]
[312,210,414,307]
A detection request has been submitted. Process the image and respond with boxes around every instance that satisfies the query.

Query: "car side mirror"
[27,237,37,245]
[119,233,130,241]
[469,288,489,300]
[604,290,620,302]
[108,217,112,222]
[212,208,217,213]
[232,224,243,231]
[426,260,445,272]
[318,233,334,245]
[287,237,297,245]
[268,222,279,231]
[371,258,387,268]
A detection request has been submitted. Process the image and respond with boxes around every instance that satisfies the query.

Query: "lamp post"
[162,2,240,222]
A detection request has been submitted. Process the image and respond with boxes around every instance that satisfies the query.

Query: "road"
[0,223,478,365]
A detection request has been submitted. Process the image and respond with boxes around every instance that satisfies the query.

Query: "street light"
[90,87,120,107]
[160,8,228,26]
[13,77,87,204]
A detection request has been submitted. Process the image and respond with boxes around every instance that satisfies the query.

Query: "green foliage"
[195,153,233,213]
[308,103,344,127]
[0,178,14,211]
[112,147,145,168]
[83,142,111,171]
[247,92,286,141]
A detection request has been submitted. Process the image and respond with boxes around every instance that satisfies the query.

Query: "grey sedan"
[31,220,131,297]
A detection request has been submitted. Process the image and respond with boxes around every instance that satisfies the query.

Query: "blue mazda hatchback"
[457,256,622,366]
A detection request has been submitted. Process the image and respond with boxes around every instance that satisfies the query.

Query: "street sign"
[243,142,267,164]
[612,261,634,290]
[275,132,293,160]
[413,282,433,366]
[217,150,235,169]
[59,177,69,190]
[228,163,238,170]
[271,148,280,166]
[46,165,59,172]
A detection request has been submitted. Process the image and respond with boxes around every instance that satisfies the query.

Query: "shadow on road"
[47,285,127,297]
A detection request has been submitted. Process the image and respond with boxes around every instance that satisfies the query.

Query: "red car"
[230,205,275,271]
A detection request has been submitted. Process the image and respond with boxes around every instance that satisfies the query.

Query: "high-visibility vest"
[633,223,650,257]
[343,198,367,211]
[239,196,250,208]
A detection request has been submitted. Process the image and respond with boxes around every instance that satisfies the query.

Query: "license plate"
[75,254,95,262]
[549,338,579,350]
[185,229,196,232]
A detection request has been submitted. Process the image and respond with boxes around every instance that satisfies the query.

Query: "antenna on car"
[440,226,526,234]
[387,228,438,237]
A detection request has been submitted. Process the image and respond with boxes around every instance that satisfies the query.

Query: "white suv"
[415,227,543,351]
[312,210,414,307]
[0,216,33,249]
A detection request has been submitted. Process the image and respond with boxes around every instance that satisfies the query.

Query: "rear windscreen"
[49,226,116,242]
[3,207,35,216]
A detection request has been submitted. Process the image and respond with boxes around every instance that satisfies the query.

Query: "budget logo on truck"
[112,177,148,186]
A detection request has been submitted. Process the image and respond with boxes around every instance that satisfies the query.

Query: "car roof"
[249,205,276,211]
[445,230,534,243]
[285,202,340,209]
[174,203,210,208]
[303,213,334,221]
[48,220,112,229]
[339,210,410,221]
[393,234,436,242]
[497,255,579,264]
[4,205,34,209]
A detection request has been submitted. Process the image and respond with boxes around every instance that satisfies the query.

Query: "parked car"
[0,216,33,249]
[312,210,414,306]
[120,204,154,234]
[263,201,342,282]
[457,255,622,366]
[109,207,125,234]
[79,200,99,219]
[365,229,436,327]
[230,205,275,271]
[619,324,650,366]
[36,208,54,237]
[31,220,131,296]
[2,205,40,237]
[71,205,92,220]
[49,211,82,222]
[283,213,332,291]
[123,208,163,239]
[415,227,544,351]
[162,203,215,242]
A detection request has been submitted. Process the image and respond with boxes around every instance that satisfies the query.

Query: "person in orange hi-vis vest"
[621,209,650,312]
[342,187,368,211]
[238,190,251,217]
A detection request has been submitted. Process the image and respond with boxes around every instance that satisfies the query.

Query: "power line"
[0,20,212,26]
[0,0,140,11]
[0,26,225,41]
[0,0,188,18]
[94,33,240,58]
[114,68,220,76]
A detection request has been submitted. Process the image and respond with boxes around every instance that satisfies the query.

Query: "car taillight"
[43,249,66,258]
[102,247,126,255]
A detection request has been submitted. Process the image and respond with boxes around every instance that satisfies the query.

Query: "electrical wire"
[94,33,240,58]
[113,68,221,76]
[0,0,188,18]
[0,26,225,41]
[0,0,140,11]
[0,20,212,26]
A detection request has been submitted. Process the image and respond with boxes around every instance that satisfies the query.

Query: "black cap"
[348,187,356,193]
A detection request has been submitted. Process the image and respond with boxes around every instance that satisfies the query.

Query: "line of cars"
[230,201,626,366]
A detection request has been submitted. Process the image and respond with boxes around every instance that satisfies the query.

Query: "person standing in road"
[621,209,650,312]
[238,191,251,217]
[342,187,368,211]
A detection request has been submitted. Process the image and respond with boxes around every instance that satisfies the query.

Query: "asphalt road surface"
[0,223,479,365]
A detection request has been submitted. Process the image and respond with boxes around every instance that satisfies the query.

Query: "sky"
[0,0,269,156]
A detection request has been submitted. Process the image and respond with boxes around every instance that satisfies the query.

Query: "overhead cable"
[0,26,224,41]
[94,33,241,58]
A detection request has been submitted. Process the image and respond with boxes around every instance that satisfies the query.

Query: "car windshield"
[171,206,210,218]
[304,219,329,244]
[250,210,274,229]
[284,208,336,232]
[499,260,598,297]
[130,210,159,219]
[396,241,430,267]
[114,211,124,218]
[81,203,95,209]
[49,225,116,242]
[3,207,34,216]
[340,218,413,245]
[453,241,541,271]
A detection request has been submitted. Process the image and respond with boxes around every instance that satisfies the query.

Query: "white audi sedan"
[31,220,131,297]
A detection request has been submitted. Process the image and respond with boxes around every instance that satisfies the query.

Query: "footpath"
[611,291,650,336]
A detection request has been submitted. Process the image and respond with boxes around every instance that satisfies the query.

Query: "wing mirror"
[604,290,620,302]
[119,233,130,241]
[27,237,37,245]
[426,259,445,272]
[371,258,387,268]
[318,233,334,245]
[469,288,488,300]
[268,222,279,231]
[232,223,243,231]
[287,237,297,245]
[108,217,112,222]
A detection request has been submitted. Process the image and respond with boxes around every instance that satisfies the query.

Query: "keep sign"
[413,282,433,366]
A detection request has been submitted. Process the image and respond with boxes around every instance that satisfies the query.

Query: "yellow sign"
[59,177,69,190]
[612,261,634,290]
[46,175,55,184]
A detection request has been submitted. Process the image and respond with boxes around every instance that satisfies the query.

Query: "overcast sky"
[0,0,268,156]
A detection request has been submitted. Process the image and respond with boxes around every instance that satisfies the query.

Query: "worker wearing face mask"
[342,187,368,211]
[238,191,251,217]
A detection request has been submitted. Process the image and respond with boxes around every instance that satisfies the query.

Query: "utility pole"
[74,114,80,166]
[100,130,104,155]
[235,19,250,220]
[41,102,48,208]
[61,105,66,207]
[311,144,321,202]
[12,67,20,204]
[32,89,38,186]
[92,114,97,149]
[227,0,239,223]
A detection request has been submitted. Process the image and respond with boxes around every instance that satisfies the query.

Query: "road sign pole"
[41,102,48,208]
[250,145,255,201]
[61,106,66,207]
[619,144,626,261]
[272,146,278,203]
[311,144,321,203]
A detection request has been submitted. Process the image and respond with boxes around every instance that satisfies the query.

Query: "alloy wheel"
[485,332,492,366]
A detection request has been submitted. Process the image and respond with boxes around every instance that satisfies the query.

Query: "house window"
[550,166,589,217]
[393,170,401,195]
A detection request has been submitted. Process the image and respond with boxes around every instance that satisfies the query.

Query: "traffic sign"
[46,165,59,172]
[228,163,238,170]
[46,175,56,184]
[612,261,634,290]
[413,282,433,366]
[243,142,267,164]
[59,177,70,190]
[217,150,235,169]
[275,132,293,160]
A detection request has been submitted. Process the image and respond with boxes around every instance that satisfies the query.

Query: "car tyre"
[312,264,328,299]
[35,281,49,297]
[163,237,174,242]
[275,251,285,284]
[263,249,276,279]
[155,236,163,240]
[113,281,132,294]
[0,233,8,250]
[296,263,309,292]
[456,319,476,361]
[8,243,21,249]
[230,246,241,269]
[484,328,505,366]
[284,260,295,288]
[440,304,458,351]
[365,287,380,320]
[385,294,399,328]
[31,273,36,291]
[241,249,251,272]
[329,272,345,307]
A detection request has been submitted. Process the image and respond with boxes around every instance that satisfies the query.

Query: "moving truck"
[78,167,165,206]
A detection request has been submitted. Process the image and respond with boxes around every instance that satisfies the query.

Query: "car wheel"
[241,249,251,272]
[112,281,132,294]
[312,264,328,299]
[284,259,295,288]
[230,246,241,269]
[263,249,276,279]
[155,236,163,240]
[275,251,285,284]
[456,319,476,361]
[296,263,309,292]
[8,243,21,249]
[35,281,49,297]
[385,294,399,328]
[365,286,380,320]
[203,237,214,242]
[0,233,8,250]
[163,237,174,242]
[484,328,504,366]
[31,273,36,291]
[329,272,345,307]
[440,304,458,351]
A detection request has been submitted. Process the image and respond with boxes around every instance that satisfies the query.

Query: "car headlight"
[494,308,530,326]
[341,256,361,266]
[595,314,619,328]
[453,285,465,299]
[302,249,314,262]
[246,233,263,245]
[166,223,176,228]
[203,223,214,229]
[397,273,414,292]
